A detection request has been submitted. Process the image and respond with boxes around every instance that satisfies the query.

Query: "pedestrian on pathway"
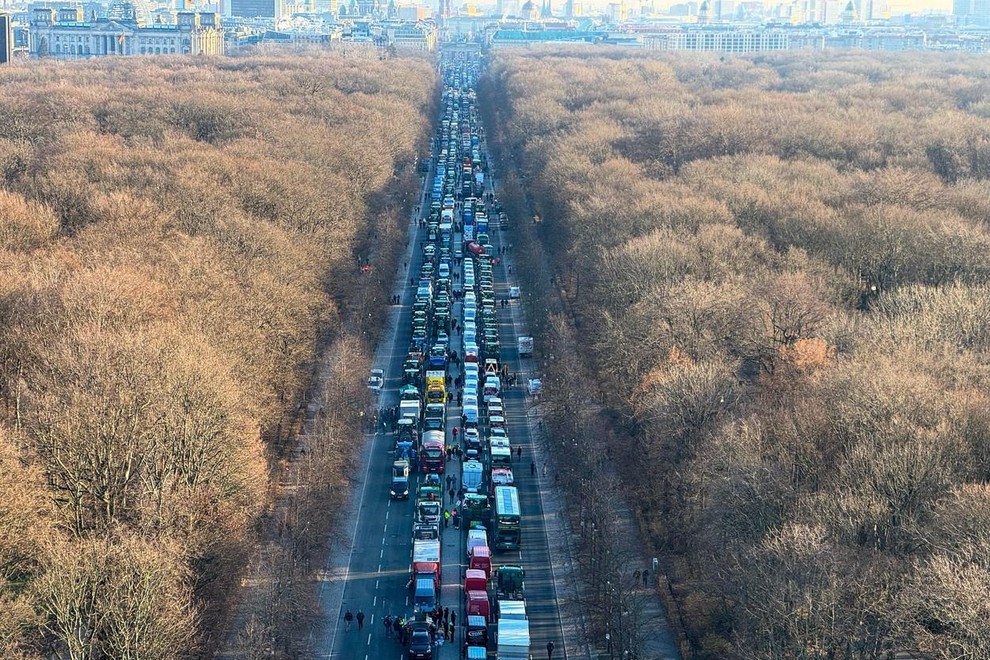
[547,640,555,659]
[543,464,548,477]
[344,609,354,632]
[452,508,460,528]
[531,461,536,476]
[356,609,365,631]
[443,509,451,528]
[443,607,449,623]
[449,487,456,503]
[643,569,649,587]
[446,475,452,489]
[516,446,522,461]
[453,427,459,441]
[447,620,454,641]
[383,614,392,637]
[450,610,456,628]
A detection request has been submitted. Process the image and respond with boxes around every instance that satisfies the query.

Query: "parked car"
[367,368,384,392]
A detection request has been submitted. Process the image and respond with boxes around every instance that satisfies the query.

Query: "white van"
[483,376,501,403]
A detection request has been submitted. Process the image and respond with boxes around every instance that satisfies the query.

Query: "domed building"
[520,0,540,19]
[697,0,710,23]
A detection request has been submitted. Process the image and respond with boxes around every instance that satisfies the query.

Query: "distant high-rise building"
[0,13,11,64]
[955,0,990,25]
[231,0,276,16]
[853,0,873,19]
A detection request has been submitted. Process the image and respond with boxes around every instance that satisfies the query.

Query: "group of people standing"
[378,607,457,648]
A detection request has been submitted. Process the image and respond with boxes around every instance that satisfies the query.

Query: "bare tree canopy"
[483,47,990,658]
[0,51,434,658]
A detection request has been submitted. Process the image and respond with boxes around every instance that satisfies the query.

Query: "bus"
[493,486,521,550]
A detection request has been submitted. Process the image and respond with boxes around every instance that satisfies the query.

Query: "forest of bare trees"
[0,52,434,658]
[482,48,990,658]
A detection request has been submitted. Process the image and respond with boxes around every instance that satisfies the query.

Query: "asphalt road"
[320,60,565,660]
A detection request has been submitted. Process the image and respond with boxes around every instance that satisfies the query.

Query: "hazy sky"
[885,0,952,13]
[585,0,955,14]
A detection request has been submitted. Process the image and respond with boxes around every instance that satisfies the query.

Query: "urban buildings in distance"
[0,0,988,61]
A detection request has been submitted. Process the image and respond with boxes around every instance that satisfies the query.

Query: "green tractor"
[495,565,525,600]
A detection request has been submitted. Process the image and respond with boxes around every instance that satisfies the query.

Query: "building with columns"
[30,4,224,57]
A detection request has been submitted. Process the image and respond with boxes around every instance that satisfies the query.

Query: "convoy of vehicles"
[364,52,538,660]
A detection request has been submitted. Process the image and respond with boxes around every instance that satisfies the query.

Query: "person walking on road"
[449,487,456,503]
[383,614,392,637]
[547,640,556,659]
[356,609,365,631]
[450,610,456,628]
[643,568,650,587]
[516,446,522,461]
[344,609,354,632]
[531,461,536,476]
[443,509,450,528]
[443,606,449,624]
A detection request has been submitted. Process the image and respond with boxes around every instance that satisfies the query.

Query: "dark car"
[408,630,433,659]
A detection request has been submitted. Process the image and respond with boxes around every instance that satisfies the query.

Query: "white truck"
[517,336,533,358]
[496,618,530,660]
[497,599,527,621]
[462,460,484,493]
[399,399,421,423]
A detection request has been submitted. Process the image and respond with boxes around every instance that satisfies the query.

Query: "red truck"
[412,539,441,589]
[420,430,446,474]
[466,589,491,621]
